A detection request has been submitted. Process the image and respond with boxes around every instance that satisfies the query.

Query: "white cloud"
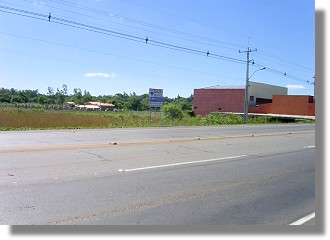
[32,1,45,8]
[286,84,305,90]
[84,72,115,78]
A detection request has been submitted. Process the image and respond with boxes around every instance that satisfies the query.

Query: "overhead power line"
[0,4,313,85]
[22,0,240,51]
[47,0,246,49]
[37,0,315,74]
[0,5,246,64]
[32,0,312,72]
[253,63,313,84]
[0,31,242,81]
[257,50,315,73]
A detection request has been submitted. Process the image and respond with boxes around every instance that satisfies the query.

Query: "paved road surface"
[0,124,315,225]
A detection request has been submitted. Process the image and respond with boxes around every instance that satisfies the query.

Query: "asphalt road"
[0,124,315,225]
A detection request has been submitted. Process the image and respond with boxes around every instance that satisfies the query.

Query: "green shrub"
[162,104,184,120]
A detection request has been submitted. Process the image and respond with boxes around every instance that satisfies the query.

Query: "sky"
[0,0,315,98]
[0,1,328,238]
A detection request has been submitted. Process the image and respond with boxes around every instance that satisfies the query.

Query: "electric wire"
[257,50,315,73]
[253,63,313,84]
[0,4,313,86]
[17,0,240,51]
[27,0,316,75]
[122,0,251,41]
[0,31,241,80]
[48,0,314,75]
[254,53,314,74]
[47,0,246,49]
[0,5,246,64]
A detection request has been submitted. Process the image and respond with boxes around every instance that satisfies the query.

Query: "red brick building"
[193,81,287,116]
[249,95,315,116]
[193,82,315,116]
[193,86,245,116]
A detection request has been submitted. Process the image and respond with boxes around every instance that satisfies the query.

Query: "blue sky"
[0,0,315,98]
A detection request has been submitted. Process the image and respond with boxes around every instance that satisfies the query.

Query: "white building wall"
[248,81,288,107]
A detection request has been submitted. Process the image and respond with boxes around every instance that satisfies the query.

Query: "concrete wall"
[248,81,288,107]
[249,103,272,114]
[272,95,314,116]
[193,89,245,116]
[249,95,315,116]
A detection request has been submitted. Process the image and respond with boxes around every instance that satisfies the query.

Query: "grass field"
[0,108,313,131]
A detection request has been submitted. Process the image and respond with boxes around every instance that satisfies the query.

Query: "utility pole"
[239,47,257,124]
[312,75,315,103]
[307,75,315,102]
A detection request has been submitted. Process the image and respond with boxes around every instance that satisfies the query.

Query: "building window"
[250,96,255,102]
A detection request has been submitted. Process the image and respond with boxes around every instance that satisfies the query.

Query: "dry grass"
[0,108,312,131]
[0,108,151,130]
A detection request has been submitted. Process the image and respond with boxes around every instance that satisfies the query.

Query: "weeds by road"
[0,108,314,131]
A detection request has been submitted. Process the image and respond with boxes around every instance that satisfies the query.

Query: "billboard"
[149,88,163,108]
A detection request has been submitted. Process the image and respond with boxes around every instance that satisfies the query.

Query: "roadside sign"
[149,88,163,108]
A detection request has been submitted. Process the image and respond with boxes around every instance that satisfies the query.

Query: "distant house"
[64,102,76,108]
[64,101,115,111]
[84,102,115,111]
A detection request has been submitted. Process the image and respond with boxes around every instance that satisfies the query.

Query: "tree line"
[0,85,193,111]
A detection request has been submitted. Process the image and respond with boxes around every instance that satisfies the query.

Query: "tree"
[18,92,28,103]
[140,96,149,111]
[47,87,55,104]
[73,88,84,104]
[125,95,142,110]
[0,93,11,103]
[83,90,92,102]
[0,87,194,111]
[171,94,192,111]
[110,93,128,110]
[55,88,65,105]
[47,87,54,96]
[61,84,68,96]
[10,95,24,103]
[21,89,39,102]
[37,95,51,105]
[9,88,17,95]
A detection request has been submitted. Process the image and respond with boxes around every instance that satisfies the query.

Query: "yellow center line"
[0,130,314,153]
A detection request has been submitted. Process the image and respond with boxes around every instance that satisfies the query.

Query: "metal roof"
[197,81,287,90]
[200,85,245,90]
[85,102,115,107]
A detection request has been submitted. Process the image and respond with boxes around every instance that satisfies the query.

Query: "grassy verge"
[0,108,314,131]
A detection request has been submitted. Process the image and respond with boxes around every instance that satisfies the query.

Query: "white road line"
[118,155,248,173]
[304,146,315,149]
[289,212,315,225]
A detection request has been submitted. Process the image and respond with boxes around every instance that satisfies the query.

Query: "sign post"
[149,88,163,125]
[149,88,163,108]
